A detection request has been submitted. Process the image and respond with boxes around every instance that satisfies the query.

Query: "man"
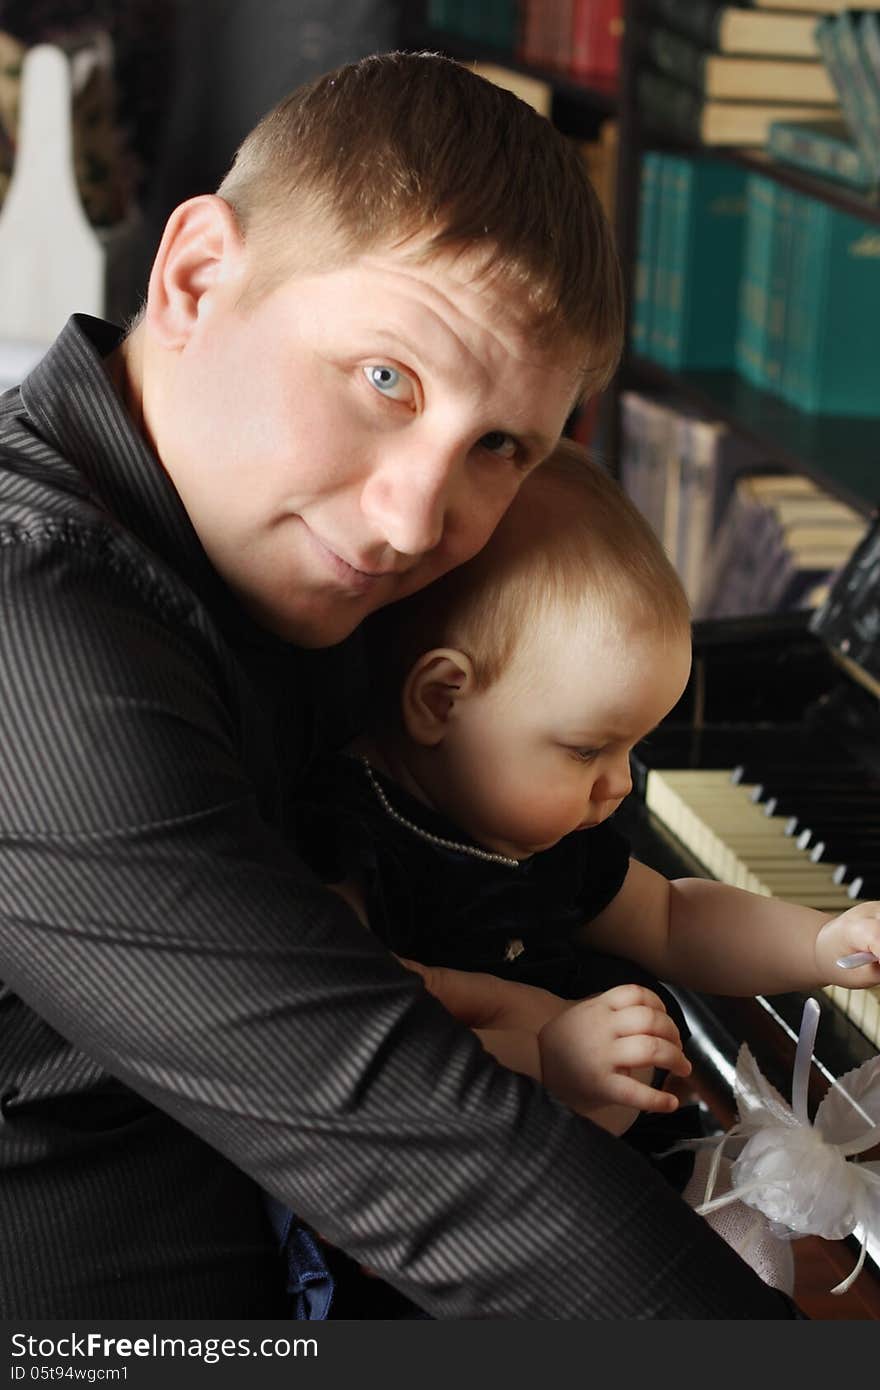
[0,52,800,1318]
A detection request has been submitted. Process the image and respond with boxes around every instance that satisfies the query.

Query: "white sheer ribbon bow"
[688,998,880,1295]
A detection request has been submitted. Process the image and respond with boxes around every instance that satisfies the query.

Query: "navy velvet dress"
[297,753,704,1176]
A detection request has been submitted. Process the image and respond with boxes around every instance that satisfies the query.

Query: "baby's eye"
[364,364,414,404]
[479,430,518,461]
[570,747,599,764]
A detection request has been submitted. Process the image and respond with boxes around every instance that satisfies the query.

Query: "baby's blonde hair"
[367,439,690,719]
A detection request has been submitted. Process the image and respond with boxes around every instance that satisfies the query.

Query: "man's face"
[148,241,582,646]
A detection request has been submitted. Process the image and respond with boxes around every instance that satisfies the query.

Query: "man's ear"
[402,648,476,746]
[145,194,246,348]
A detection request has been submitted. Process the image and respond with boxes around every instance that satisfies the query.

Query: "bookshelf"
[405,0,880,521]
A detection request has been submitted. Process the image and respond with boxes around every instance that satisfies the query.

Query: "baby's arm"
[581,860,880,997]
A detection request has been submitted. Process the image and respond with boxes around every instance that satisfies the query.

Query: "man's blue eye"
[364,365,411,401]
[480,431,517,460]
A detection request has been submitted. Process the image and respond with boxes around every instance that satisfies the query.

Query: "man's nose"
[360,439,462,558]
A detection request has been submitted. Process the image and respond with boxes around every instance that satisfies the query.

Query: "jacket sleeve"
[0,534,799,1319]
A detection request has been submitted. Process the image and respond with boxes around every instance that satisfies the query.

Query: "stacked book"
[769,9,880,191]
[619,392,868,618]
[633,149,880,414]
[620,391,731,608]
[736,171,880,414]
[696,472,868,619]
[425,1,520,50]
[636,1,840,146]
[426,2,623,83]
[632,152,748,371]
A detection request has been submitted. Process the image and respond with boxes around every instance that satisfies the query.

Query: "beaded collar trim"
[360,758,520,869]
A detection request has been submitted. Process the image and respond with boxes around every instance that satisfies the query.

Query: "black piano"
[618,517,880,1299]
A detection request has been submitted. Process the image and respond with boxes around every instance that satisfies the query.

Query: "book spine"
[836,12,880,172]
[810,205,880,414]
[780,191,810,409]
[665,158,692,368]
[631,153,662,358]
[593,0,623,78]
[570,0,594,76]
[675,160,747,369]
[648,155,678,365]
[816,15,880,181]
[653,0,720,51]
[767,119,874,190]
[645,27,705,92]
[736,175,769,387]
[636,69,699,143]
[762,184,795,392]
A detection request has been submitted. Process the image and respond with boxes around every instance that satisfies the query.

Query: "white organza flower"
[687,1001,880,1294]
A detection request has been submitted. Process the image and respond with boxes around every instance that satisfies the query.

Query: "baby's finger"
[600,1073,680,1114]
[612,1034,692,1078]
[602,983,668,1014]
[612,1004,683,1047]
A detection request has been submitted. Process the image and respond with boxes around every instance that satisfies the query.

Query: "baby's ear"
[402,648,475,746]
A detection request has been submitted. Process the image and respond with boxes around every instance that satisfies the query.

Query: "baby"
[298,440,880,1291]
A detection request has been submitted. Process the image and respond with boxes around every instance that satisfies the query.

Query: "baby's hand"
[816,901,880,984]
[537,983,691,1120]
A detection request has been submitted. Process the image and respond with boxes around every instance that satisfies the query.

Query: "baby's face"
[430,617,692,860]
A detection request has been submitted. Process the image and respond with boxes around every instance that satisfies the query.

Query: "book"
[674,415,728,607]
[652,1,821,59]
[636,70,838,144]
[761,183,796,391]
[782,199,880,415]
[631,153,662,358]
[619,391,680,545]
[644,27,837,103]
[750,0,880,11]
[666,158,748,369]
[815,13,880,183]
[695,472,866,620]
[735,174,777,387]
[571,0,623,80]
[780,189,812,407]
[767,118,875,192]
[648,156,681,364]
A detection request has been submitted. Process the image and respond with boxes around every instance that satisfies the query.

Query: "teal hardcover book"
[816,14,880,183]
[631,152,662,358]
[666,158,747,370]
[790,202,880,415]
[768,117,875,191]
[648,155,680,365]
[736,174,777,388]
[762,184,795,393]
[859,10,880,137]
[780,190,811,407]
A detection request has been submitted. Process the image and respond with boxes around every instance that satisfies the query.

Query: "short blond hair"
[367,440,690,718]
[216,51,623,393]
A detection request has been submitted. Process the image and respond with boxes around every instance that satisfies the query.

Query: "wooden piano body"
[619,520,880,1313]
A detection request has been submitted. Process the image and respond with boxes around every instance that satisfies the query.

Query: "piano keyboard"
[644,768,880,1049]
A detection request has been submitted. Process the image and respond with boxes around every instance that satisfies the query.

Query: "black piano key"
[749,773,880,804]
[762,791,880,818]
[811,834,880,863]
[784,812,880,840]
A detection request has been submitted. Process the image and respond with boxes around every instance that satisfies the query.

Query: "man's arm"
[0,539,800,1318]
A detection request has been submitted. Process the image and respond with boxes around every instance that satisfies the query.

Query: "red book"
[570,0,596,79]
[594,0,623,79]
